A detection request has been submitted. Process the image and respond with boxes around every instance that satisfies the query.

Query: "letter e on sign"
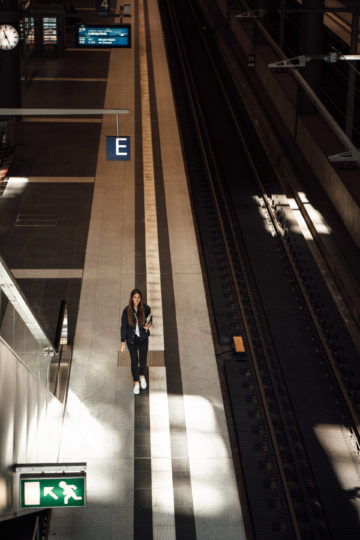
[106,136,130,161]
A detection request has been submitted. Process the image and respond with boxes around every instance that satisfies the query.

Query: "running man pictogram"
[59,480,83,504]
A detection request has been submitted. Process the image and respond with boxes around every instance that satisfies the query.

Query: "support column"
[345,10,359,139]
[297,0,324,114]
[252,0,271,45]
[279,0,286,50]
[0,0,21,145]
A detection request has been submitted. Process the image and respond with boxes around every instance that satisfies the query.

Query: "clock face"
[0,25,20,51]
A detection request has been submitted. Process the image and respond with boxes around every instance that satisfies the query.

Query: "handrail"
[0,256,55,351]
[50,299,71,401]
[54,299,68,352]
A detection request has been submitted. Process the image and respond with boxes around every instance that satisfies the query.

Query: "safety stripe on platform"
[149,367,176,539]
[133,1,154,537]
[139,0,164,353]
[143,0,197,537]
[137,1,174,538]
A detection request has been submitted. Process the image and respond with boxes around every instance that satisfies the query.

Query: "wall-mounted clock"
[0,24,20,51]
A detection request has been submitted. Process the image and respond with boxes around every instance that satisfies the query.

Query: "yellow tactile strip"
[139,0,164,352]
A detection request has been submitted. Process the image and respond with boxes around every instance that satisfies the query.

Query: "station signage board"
[76,24,131,48]
[95,0,111,15]
[106,136,130,161]
[20,476,86,508]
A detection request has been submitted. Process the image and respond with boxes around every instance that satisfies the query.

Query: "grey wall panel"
[0,348,16,471]
[14,364,28,464]
[35,383,47,462]
[0,338,64,520]
[26,384,38,462]
[0,344,17,516]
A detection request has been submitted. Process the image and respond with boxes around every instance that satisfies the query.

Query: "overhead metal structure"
[235,9,266,19]
[236,6,356,17]
[328,150,360,163]
[268,53,360,69]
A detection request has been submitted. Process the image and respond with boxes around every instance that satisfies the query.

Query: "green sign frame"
[20,475,86,508]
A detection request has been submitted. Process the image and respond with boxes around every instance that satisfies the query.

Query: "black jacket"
[121,304,151,344]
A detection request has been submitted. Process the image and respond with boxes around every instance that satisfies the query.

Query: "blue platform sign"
[106,136,130,161]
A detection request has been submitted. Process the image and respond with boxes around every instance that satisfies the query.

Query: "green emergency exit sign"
[20,476,86,508]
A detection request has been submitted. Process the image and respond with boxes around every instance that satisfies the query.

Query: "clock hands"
[2,29,11,45]
[0,26,18,50]
[0,23,19,50]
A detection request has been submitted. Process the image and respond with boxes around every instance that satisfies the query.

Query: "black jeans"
[127,336,148,382]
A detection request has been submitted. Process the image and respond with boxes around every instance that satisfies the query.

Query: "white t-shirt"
[134,309,140,337]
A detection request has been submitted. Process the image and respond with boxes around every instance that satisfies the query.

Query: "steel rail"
[217,5,360,443]
[166,0,359,535]
[265,193,360,435]
[228,3,360,440]
[198,40,326,527]
[170,1,303,537]
[190,0,360,528]
[213,65,360,441]
[229,3,360,443]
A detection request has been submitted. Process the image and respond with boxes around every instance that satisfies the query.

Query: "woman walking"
[120,289,152,394]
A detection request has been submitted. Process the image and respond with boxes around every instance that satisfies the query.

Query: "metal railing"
[0,256,57,388]
[49,300,72,402]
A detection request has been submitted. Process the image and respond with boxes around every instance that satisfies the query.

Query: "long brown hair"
[127,288,145,326]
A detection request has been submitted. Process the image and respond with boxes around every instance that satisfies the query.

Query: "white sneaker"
[133,382,140,395]
[140,376,147,390]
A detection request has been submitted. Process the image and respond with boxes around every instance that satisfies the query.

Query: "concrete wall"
[0,338,64,521]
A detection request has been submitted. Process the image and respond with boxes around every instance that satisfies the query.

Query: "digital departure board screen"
[76,24,131,48]
[43,17,57,45]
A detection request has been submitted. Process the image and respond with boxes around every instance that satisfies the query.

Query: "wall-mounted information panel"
[42,17,58,46]
[22,6,65,55]
[76,24,131,48]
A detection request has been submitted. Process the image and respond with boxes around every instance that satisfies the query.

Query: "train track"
[157,0,360,538]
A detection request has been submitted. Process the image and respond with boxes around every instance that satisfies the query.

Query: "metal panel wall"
[0,338,64,520]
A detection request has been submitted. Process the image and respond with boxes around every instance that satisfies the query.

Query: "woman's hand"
[144,324,151,331]
[120,342,126,352]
